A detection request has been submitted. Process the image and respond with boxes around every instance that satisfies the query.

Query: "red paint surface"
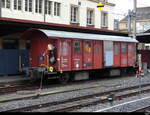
[71,40,83,70]
[93,40,103,69]
[114,42,121,67]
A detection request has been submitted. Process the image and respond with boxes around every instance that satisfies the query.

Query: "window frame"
[14,0,22,11]
[25,0,32,12]
[87,8,94,25]
[70,5,79,23]
[45,0,52,15]
[54,2,61,16]
[1,0,11,9]
[1,0,5,8]
[101,11,108,28]
[35,0,43,14]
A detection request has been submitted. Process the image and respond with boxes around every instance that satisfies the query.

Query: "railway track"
[3,83,150,112]
[0,78,109,95]
[131,106,150,112]
[0,74,134,95]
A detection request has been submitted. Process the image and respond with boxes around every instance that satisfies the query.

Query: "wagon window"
[60,40,69,56]
[121,43,126,54]
[84,41,92,53]
[114,43,118,55]
[74,40,81,53]
[128,44,133,54]
[3,39,19,49]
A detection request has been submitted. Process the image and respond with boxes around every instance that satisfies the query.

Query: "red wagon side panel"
[121,42,128,67]
[72,40,83,70]
[83,40,93,70]
[30,33,49,68]
[128,43,136,66]
[113,42,121,67]
[93,40,103,69]
[58,39,71,71]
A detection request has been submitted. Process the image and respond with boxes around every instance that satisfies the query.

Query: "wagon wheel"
[30,70,39,83]
[58,73,70,84]
[30,70,43,83]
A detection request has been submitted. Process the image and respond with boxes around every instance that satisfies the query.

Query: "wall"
[1,0,115,30]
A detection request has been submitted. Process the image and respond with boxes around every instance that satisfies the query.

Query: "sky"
[111,0,150,20]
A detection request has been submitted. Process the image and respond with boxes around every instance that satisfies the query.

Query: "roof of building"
[22,28,138,43]
[120,7,150,22]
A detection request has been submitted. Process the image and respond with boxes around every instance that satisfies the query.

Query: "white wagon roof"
[39,29,138,43]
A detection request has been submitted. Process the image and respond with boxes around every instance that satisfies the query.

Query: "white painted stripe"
[95,96,150,112]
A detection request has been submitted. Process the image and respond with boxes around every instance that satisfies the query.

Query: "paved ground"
[0,75,30,84]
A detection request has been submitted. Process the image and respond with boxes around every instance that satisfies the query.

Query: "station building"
[0,0,127,75]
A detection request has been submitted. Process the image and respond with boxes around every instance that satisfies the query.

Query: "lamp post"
[0,0,2,17]
[133,0,137,39]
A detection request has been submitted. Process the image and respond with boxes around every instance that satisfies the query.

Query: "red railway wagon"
[21,28,138,83]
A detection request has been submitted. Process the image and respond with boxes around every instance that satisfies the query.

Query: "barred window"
[114,43,119,55]
[60,40,69,56]
[84,41,92,53]
[74,40,81,53]
[121,43,127,54]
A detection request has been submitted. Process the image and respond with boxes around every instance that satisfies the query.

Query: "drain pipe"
[43,0,46,22]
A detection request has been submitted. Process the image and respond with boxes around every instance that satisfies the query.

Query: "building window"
[101,12,108,28]
[1,0,10,9]
[14,0,22,10]
[6,0,10,8]
[54,2,60,16]
[87,9,94,25]
[45,0,52,15]
[35,0,43,13]
[1,0,5,8]
[71,6,79,23]
[25,0,32,12]
[114,19,119,30]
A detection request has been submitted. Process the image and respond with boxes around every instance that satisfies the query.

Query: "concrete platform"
[0,75,31,85]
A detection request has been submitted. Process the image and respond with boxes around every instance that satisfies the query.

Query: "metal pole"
[0,0,2,17]
[133,0,137,39]
[127,10,131,33]
[44,0,46,22]
[139,75,142,98]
